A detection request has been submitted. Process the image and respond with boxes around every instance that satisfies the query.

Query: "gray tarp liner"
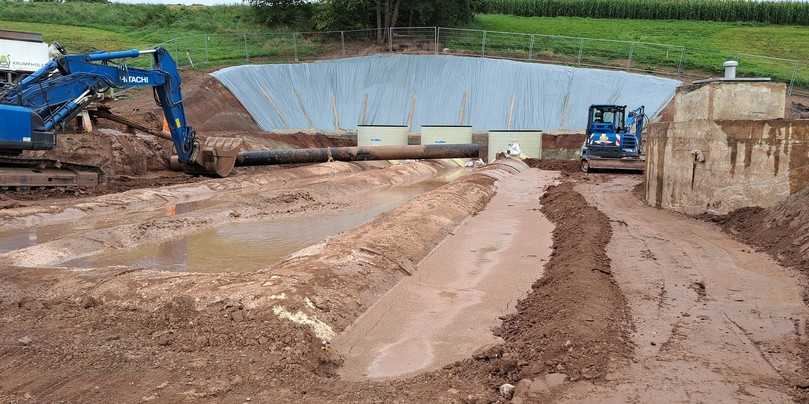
[212,54,680,132]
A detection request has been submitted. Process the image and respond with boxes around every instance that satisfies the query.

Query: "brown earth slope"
[0,167,633,403]
[706,186,809,272]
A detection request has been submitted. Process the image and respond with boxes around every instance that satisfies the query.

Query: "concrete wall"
[408,132,586,162]
[645,81,807,215]
[664,82,786,122]
[421,126,474,145]
[646,119,809,215]
[357,125,409,146]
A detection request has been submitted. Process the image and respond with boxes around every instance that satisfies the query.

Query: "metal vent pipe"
[723,61,738,80]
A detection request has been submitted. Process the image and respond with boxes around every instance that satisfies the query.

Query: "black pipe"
[235,144,480,167]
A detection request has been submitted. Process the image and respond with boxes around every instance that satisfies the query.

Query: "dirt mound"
[182,76,264,134]
[788,95,809,119]
[24,129,173,177]
[107,70,261,135]
[494,182,632,381]
[0,281,336,403]
[705,187,809,270]
[524,158,580,173]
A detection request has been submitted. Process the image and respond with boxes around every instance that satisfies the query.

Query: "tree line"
[249,0,475,32]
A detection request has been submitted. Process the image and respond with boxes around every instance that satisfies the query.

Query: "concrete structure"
[646,81,808,214]
[420,126,473,146]
[487,130,542,162]
[662,81,786,122]
[357,125,409,146]
[541,133,587,160]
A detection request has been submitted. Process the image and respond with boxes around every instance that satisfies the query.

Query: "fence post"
[293,32,299,62]
[627,43,635,69]
[528,34,534,60]
[341,31,346,56]
[389,27,393,52]
[204,35,209,64]
[577,38,584,65]
[482,31,487,58]
[434,27,438,54]
[677,48,685,75]
[243,33,249,63]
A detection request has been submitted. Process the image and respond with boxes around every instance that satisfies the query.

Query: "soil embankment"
[0,161,519,402]
[0,161,637,403]
[565,175,808,403]
[334,169,558,380]
[704,185,809,272]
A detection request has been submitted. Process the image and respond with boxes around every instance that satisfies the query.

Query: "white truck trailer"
[0,30,50,87]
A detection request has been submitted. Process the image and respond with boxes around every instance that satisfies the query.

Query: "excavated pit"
[62,172,463,273]
[4,52,809,403]
[334,168,559,380]
[0,161,462,268]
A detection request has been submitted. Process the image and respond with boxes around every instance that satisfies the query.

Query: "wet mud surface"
[1,160,807,403]
[65,179,455,273]
[334,169,559,380]
[563,175,809,403]
[0,160,535,403]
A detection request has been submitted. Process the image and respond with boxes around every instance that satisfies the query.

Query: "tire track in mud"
[563,175,807,403]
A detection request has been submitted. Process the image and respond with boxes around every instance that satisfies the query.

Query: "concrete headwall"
[646,119,809,214]
[646,81,808,215]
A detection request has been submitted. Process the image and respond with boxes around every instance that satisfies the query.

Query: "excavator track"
[0,156,102,189]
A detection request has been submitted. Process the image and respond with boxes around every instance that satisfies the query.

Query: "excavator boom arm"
[0,47,240,176]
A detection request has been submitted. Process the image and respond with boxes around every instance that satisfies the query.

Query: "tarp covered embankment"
[212,54,680,132]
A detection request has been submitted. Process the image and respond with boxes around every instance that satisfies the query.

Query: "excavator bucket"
[187,137,243,177]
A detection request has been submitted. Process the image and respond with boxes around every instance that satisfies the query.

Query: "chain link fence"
[156,26,808,95]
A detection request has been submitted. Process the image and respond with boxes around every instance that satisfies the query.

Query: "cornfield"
[473,0,809,25]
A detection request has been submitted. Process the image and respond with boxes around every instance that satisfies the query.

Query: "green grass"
[471,14,809,85]
[474,0,809,26]
[0,1,308,66]
[473,14,809,59]
[0,20,148,52]
[0,2,279,52]
[0,2,270,35]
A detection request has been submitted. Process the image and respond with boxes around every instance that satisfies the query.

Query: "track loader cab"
[580,104,646,172]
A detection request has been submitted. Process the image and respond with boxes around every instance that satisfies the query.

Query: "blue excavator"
[0,45,241,187]
[579,104,646,172]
